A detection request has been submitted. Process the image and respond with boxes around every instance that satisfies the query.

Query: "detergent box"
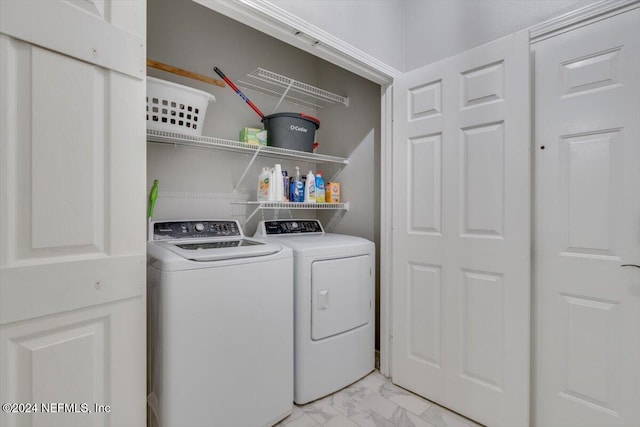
[326,182,341,203]
[240,127,267,146]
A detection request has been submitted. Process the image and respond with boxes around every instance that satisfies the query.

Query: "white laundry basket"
[146,77,216,136]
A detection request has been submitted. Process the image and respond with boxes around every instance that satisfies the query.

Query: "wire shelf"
[146,129,349,165]
[234,201,349,210]
[232,200,349,224]
[238,68,349,109]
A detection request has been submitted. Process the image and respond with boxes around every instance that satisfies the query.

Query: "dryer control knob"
[195,223,205,232]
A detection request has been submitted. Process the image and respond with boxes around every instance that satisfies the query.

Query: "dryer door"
[311,255,371,340]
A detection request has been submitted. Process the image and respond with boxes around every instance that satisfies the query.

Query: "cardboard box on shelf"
[239,127,267,146]
[326,182,340,203]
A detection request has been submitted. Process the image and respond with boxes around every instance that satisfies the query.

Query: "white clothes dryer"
[255,219,375,404]
[147,220,293,427]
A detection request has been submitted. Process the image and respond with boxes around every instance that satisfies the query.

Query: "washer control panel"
[153,220,242,240]
[262,220,324,235]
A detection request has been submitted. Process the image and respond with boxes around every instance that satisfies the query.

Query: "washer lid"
[148,220,282,261]
[153,238,281,261]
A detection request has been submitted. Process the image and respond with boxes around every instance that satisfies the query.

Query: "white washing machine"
[255,219,375,404]
[147,220,293,427]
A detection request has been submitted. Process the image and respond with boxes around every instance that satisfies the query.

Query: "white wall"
[405,0,599,70]
[269,0,407,71]
[268,0,600,73]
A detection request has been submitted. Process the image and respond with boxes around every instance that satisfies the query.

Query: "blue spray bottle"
[290,166,304,202]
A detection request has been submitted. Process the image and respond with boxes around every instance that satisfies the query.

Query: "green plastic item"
[148,179,159,221]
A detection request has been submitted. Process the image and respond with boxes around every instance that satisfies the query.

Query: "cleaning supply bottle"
[315,171,325,203]
[268,167,277,201]
[274,164,284,201]
[148,179,159,222]
[304,170,316,203]
[290,166,304,202]
[289,172,295,202]
[282,170,289,202]
[257,167,270,201]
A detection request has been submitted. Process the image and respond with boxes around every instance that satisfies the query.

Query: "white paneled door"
[0,1,146,426]
[534,9,640,427]
[391,31,530,427]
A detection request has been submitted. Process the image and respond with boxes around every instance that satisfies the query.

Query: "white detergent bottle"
[274,164,284,202]
[257,167,271,201]
[268,168,277,201]
[304,170,316,203]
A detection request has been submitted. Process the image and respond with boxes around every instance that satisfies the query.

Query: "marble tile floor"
[276,370,484,427]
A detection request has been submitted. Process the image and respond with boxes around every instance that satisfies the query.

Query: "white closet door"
[391,30,530,427]
[0,1,146,426]
[534,8,640,427]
